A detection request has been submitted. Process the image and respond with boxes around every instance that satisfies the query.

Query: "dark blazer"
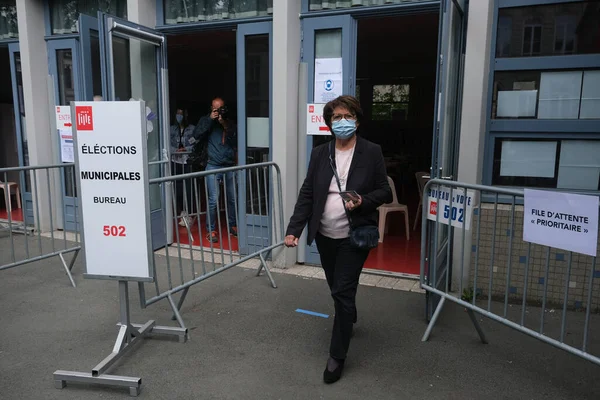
[286,136,392,245]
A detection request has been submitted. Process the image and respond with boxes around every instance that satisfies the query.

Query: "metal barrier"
[53,162,285,395]
[420,179,599,367]
[0,164,80,287]
[140,161,284,329]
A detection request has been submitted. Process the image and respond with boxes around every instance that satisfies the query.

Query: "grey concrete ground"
[1,236,600,400]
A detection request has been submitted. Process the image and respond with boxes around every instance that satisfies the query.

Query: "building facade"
[1,0,599,306]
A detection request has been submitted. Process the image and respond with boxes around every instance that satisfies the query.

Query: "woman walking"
[285,95,392,384]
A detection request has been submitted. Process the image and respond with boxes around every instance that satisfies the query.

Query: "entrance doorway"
[356,13,439,276]
[0,43,28,223]
[167,30,239,251]
[165,23,273,256]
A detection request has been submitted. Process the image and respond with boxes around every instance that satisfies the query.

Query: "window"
[522,21,542,56]
[554,15,578,54]
[164,0,273,25]
[50,0,127,35]
[372,84,410,121]
[0,0,17,39]
[492,70,600,120]
[309,0,431,11]
[492,138,600,191]
[496,16,512,57]
[487,1,600,193]
[496,1,600,58]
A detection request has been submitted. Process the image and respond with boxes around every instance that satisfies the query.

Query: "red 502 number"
[103,225,127,237]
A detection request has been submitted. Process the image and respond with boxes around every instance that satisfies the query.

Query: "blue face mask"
[176,114,184,124]
[331,119,357,140]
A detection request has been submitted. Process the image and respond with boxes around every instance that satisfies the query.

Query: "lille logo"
[75,106,94,131]
[429,201,438,216]
[309,105,314,113]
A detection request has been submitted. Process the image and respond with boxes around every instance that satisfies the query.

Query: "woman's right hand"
[284,235,299,248]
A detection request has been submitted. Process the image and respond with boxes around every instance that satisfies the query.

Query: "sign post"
[54,101,186,396]
[427,185,475,230]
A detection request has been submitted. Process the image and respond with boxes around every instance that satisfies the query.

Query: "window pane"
[244,34,270,215]
[580,70,600,119]
[0,0,18,39]
[164,0,273,25]
[500,140,557,178]
[50,0,127,34]
[315,29,342,59]
[538,71,582,119]
[557,140,600,190]
[496,1,600,58]
[309,0,431,11]
[492,71,539,119]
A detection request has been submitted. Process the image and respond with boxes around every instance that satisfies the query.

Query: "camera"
[213,106,228,118]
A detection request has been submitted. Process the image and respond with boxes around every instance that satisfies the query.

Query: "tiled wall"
[469,204,600,311]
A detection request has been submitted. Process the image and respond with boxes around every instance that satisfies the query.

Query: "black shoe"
[323,358,345,384]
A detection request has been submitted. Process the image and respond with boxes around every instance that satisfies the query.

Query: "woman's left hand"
[345,195,362,211]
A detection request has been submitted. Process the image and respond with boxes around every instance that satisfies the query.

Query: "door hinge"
[439,54,443,65]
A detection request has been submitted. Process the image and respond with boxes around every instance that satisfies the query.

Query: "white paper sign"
[427,185,475,230]
[314,57,342,103]
[524,189,599,257]
[306,103,330,135]
[56,106,74,163]
[73,101,153,281]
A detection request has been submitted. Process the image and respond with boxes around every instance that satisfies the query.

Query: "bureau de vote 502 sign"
[72,101,153,281]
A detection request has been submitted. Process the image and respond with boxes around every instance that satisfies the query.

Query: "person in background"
[170,108,197,227]
[193,97,238,243]
[284,95,392,384]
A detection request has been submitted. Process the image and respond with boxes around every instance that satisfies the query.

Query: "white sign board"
[314,57,342,103]
[56,106,74,163]
[427,185,475,230]
[72,101,153,281]
[307,103,330,135]
[524,189,598,257]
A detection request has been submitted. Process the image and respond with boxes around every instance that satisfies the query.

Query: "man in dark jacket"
[193,97,238,242]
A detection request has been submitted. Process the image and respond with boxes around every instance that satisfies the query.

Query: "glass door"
[236,22,272,256]
[99,13,169,250]
[8,42,33,225]
[426,0,468,319]
[302,15,357,265]
[48,39,82,232]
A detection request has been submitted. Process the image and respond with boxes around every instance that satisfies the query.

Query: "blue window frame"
[484,0,600,194]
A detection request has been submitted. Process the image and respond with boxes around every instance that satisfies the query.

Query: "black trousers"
[315,232,370,360]
[171,162,195,215]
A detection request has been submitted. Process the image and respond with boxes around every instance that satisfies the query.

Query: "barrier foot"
[53,281,187,396]
[466,308,488,344]
[422,296,446,342]
[53,370,141,397]
[167,294,189,341]
[171,287,190,322]
[257,251,277,289]
[58,251,78,288]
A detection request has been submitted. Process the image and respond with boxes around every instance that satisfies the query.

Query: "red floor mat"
[0,207,23,222]
[174,214,239,252]
[364,233,421,276]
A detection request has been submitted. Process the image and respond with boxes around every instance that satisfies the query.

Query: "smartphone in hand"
[339,190,360,202]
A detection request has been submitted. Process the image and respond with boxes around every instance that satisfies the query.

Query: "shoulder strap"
[328,141,354,227]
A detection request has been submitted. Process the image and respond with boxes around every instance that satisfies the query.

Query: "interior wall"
[356,13,438,173]
[166,30,237,125]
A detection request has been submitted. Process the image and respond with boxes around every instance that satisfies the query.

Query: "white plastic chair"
[413,172,430,231]
[378,176,410,242]
[0,181,22,212]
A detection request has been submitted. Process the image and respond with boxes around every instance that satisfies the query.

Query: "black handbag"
[329,142,379,250]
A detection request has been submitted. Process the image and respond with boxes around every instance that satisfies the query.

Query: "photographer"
[192,97,238,243]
